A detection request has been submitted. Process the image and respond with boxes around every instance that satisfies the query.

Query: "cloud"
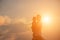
[4,16,11,25]
[0,16,11,26]
[0,15,29,26]
[0,16,5,25]
[0,19,31,40]
[13,17,27,24]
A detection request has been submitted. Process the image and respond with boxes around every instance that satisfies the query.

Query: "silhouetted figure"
[32,15,44,40]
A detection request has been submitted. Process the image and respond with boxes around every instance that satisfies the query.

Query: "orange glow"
[0,16,5,25]
[0,16,11,26]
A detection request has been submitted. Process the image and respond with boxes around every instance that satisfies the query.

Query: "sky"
[0,0,60,40]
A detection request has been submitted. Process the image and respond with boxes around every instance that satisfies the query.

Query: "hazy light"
[43,16,50,23]
[41,15,51,24]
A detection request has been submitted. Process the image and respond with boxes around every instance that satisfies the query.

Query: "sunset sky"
[0,0,60,40]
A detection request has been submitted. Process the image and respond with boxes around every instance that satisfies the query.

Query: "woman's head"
[32,17,36,22]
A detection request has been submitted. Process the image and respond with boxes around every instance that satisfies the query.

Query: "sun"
[42,15,50,24]
[43,16,49,22]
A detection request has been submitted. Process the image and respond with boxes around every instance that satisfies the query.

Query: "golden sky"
[0,0,60,40]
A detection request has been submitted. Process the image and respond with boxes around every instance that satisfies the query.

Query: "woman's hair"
[32,17,36,22]
[36,14,41,23]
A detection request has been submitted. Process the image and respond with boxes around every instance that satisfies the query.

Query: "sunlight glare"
[42,15,51,24]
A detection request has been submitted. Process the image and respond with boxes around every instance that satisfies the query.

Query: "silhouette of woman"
[32,15,44,40]
[32,16,37,40]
